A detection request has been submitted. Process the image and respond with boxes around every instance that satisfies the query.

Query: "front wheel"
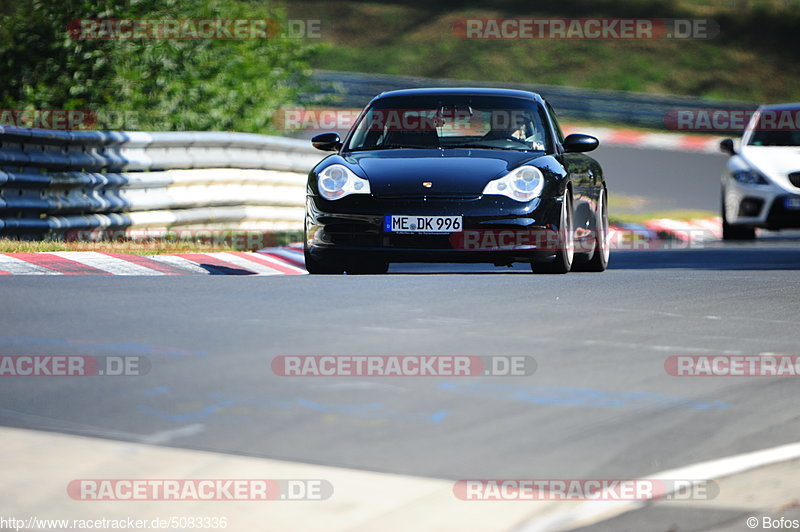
[532,193,574,274]
[721,191,756,241]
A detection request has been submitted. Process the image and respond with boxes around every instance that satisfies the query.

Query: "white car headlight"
[317,164,371,200]
[482,166,544,202]
[732,169,769,186]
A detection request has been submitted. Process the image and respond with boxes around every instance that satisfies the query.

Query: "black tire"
[532,193,574,274]
[573,188,609,272]
[721,191,756,241]
[304,247,344,274]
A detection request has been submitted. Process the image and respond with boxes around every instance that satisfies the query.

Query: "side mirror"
[562,133,599,153]
[312,132,342,152]
[719,138,736,155]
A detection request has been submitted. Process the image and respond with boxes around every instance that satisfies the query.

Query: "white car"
[719,103,800,240]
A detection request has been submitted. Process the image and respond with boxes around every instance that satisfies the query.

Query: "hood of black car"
[344,148,543,197]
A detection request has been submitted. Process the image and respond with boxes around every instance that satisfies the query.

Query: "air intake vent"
[789,172,800,188]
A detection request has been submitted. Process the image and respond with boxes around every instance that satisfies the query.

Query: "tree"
[0,0,317,132]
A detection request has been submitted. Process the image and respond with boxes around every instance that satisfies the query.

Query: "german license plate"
[384,215,462,233]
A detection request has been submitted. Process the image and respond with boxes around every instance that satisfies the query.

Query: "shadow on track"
[610,245,800,271]
[386,242,800,273]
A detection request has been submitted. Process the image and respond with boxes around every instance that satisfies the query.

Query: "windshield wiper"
[347,145,435,151]
[442,144,536,151]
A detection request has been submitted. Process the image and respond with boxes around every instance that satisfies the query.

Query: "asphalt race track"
[1,146,799,530]
[2,244,800,473]
[593,145,728,211]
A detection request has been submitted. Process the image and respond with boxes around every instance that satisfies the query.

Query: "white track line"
[518,440,800,532]
[0,254,62,275]
[47,252,165,276]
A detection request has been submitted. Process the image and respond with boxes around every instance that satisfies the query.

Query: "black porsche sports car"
[305,88,608,274]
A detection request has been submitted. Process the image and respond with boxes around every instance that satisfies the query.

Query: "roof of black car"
[375,87,542,101]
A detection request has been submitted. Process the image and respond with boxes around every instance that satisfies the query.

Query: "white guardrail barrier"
[0,128,322,238]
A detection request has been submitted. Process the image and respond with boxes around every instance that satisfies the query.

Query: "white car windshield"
[749,130,800,146]
[748,107,800,146]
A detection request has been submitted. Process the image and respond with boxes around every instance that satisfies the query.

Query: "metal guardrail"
[309,70,759,129]
[0,128,320,238]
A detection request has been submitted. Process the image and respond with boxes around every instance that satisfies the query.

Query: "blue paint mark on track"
[437,382,728,410]
[137,391,449,425]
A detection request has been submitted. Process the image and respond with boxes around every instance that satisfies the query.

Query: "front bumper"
[724,178,800,229]
[305,195,568,263]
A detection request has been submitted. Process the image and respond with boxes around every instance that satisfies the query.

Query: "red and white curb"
[610,217,722,243]
[0,250,307,276]
[0,222,721,276]
[257,243,306,269]
[563,126,722,153]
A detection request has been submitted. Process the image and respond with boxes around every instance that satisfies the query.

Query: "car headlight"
[317,164,371,200]
[732,169,769,185]
[482,166,544,202]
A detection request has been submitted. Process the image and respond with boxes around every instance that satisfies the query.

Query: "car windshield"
[346,95,552,152]
[748,108,800,146]
[749,130,800,146]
